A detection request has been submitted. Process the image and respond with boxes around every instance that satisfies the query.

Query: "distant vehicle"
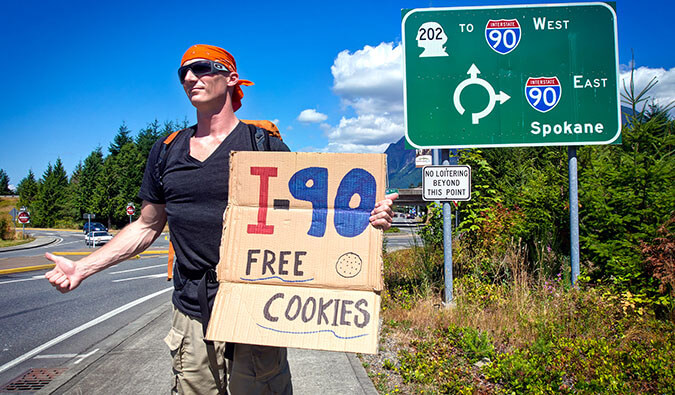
[83,222,107,234]
[85,231,113,246]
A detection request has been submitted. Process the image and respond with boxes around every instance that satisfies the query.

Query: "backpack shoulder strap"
[247,123,272,151]
[241,119,282,140]
[155,126,193,185]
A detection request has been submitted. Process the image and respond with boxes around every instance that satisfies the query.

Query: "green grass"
[0,237,33,248]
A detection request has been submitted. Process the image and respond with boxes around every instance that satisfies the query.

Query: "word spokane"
[530,121,604,138]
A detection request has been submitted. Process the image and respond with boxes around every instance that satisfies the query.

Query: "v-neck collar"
[186,122,245,165]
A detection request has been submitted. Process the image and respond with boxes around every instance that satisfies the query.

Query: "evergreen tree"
[109,122,133,156]
[110,142,144,226]
[33,159,69,227]
[0,169,11,195]
[16,170,38,209]
[92,156,118,229]
[75,148,104,218]
[136,119,161,159]
[65,162,84,222]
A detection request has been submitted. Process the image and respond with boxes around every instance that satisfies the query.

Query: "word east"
[530,121,603,137]
[246,249,306,276]
[263,293,371,328]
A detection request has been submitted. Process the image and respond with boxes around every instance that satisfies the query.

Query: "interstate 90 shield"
[525,77,562,113]
[485,19,521,55]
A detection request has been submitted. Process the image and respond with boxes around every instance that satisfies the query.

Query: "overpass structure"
[391,188,425,205]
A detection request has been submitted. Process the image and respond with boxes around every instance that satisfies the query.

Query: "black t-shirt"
[138,121,290,318]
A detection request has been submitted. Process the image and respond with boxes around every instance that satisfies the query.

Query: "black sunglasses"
[178,60,230,83]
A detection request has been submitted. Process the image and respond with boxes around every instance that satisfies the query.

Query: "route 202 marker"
[422,165,471,201]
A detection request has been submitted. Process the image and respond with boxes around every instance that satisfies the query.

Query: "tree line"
[7,119,188,229]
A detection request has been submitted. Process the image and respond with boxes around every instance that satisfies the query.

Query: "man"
[45,44,397,394]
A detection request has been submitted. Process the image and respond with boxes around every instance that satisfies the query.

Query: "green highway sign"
[402,3,620,149]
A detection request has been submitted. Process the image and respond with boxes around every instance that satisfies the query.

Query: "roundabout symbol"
[453,64,510,124]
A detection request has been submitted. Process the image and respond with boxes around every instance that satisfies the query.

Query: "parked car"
[85,231,113,246]
[83,222,107,234]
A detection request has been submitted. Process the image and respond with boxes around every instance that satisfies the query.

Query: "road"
[384,218,423,252]
[0,230,172,388]
[0,225,420,389]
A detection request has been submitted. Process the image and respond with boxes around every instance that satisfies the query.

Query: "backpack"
[164,120,281,280]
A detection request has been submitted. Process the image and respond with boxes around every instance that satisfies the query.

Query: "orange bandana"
[181,44,253,112]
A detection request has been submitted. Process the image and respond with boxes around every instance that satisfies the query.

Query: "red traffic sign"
[126,205,135,216]
[18,211,30,224]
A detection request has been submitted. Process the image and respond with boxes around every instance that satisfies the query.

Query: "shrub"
[0,213,13,240]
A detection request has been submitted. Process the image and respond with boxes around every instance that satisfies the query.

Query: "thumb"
[45,252,80,291]
[46,252,76,275]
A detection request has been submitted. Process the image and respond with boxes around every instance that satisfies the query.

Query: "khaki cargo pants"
[164,307,292,394]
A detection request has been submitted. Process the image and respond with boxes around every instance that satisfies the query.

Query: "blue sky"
[1,0,673,188]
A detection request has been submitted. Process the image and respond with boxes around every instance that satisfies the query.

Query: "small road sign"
[402,3,620,148]
[17,211,30,224]
[9,208,18,221]
[422,165,471,201]
[126,204,135,216]
[83,213,95,220]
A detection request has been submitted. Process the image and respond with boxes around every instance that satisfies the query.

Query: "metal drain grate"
[0,368,67,392]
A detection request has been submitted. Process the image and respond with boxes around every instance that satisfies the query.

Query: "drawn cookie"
[335,252,362,278]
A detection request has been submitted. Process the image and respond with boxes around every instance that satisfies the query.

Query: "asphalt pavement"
[0,231,380,395]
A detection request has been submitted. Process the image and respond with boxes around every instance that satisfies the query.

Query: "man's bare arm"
[45,200,167,293]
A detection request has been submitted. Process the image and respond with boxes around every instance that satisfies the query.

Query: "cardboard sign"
[206,152,386,354]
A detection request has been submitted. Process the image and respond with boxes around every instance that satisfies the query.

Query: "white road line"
[0,287,172,374]
[74,348,99,364]
[0,275,45,285]
[109,264,166,275]
[33,354,77,359]
[112,273,166,283]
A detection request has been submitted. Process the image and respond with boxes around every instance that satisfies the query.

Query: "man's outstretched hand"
[45,252,83,293]
[370,192,398,231]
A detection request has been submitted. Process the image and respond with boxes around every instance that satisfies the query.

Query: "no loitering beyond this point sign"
[423,165,471,201]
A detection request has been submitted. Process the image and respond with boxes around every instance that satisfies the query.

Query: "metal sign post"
[83,213,95,248]
[569,147,580,284]
[9,208,18,234]
[403,3,619,287]
[429,150,471,305]
[17,207,30,238]
[126,203,135,224]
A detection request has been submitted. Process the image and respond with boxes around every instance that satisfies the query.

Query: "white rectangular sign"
[422,165,471,201]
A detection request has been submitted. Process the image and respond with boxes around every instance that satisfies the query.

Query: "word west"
[532,17,569,30]
[263,293,371,328]
[530,121,604,137]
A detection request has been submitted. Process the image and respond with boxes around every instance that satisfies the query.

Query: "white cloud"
[331,42,403,116]
[322,42,404,152]
[325,115,404,153]
[619,66,675,112]
[297,109,328,123]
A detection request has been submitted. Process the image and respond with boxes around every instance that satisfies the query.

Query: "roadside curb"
[0,264,55,276]
[348,353,379,395]
[0,236,58,253]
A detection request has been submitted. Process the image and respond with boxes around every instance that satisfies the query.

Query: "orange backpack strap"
[167,241,175,281]
[163,130,181,145]
[241,119,282,140]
